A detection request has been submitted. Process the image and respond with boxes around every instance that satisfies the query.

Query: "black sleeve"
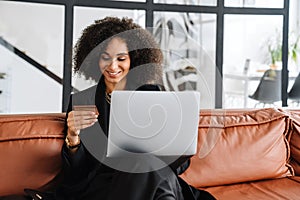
[61,95,98,184]
[136,84,165,91]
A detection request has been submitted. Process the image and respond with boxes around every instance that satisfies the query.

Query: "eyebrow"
[102,52,129,56]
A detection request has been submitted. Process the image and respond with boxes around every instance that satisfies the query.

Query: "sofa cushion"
[204,176,300,200]
[180,108,292,188]
[286,110,300,176]
[0,114,65,196]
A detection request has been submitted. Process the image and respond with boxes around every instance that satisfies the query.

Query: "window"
[223,15,284,108]
[0,1,64,113]
[1,0,295,112]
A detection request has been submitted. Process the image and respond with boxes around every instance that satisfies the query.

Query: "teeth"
[108,71,119,75]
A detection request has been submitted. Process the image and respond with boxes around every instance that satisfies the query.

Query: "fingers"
[67,110,98,135]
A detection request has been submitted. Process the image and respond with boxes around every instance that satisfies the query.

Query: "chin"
[106,78,122,84]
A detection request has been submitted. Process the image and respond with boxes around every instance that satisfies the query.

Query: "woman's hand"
[66,110,98,146]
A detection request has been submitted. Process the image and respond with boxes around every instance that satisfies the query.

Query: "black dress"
[55,78,215,200]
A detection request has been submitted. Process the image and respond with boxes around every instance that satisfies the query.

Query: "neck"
[105,78,127,94]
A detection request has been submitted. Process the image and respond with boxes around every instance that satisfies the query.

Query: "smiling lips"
[106,70,122,78]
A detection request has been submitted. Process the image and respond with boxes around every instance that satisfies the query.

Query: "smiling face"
[99,37,130,93]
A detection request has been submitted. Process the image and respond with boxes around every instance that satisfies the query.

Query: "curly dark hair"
[73,16,163,88]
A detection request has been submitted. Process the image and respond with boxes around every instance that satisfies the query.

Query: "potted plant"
[268,41,282,69]
[289,33,300,64]
[267,30,300,69]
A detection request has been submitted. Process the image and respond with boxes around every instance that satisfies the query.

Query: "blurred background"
[0,0,299,113]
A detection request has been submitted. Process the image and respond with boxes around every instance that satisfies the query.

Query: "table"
[224,72,297,108]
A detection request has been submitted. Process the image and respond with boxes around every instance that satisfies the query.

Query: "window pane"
[154,0,217,6]
[0,1,63,113]
[288,0,300,107]
[225,0,284,8]
[223,15,284,108]
[73,7,146,90]
[0,1,64,77]
[154,11,216,108]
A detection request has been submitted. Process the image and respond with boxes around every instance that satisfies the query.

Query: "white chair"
[223,59,251,108]
[165,65,198,91]
[223,77,246,107]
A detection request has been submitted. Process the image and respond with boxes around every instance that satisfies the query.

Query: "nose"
[107,59,118,70]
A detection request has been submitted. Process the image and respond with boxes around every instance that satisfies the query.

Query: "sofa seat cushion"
[203,176,300,200]
[0,114,65,196]
[180,108,293,188]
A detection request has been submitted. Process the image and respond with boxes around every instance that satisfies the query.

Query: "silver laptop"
[107,90,200,157]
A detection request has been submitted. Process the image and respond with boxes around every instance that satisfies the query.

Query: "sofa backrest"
[285,110,300,176]
[0,113,65,196]
[180,108,294,188]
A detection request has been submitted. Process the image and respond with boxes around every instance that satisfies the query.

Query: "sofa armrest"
[0,113,65,196]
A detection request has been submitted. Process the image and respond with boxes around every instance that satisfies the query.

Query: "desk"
[224,73,261,108]
[224,72,297,108]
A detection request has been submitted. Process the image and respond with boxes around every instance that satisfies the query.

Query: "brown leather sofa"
[0,108,300,199]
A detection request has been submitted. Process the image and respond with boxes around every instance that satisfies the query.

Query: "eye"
[118,57,126,61]
[117,55,129,61]
[101,54,111,61]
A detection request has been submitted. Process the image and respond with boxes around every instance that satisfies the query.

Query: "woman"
[56,16,215,200]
